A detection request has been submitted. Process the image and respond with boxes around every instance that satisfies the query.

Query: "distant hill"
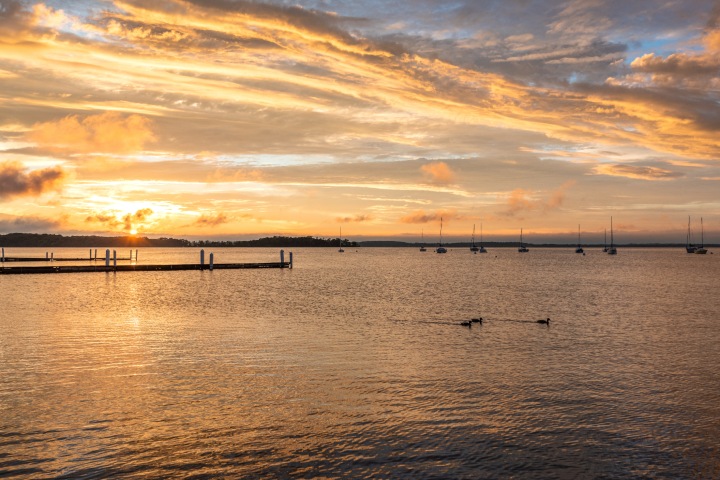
[0,233,697,249]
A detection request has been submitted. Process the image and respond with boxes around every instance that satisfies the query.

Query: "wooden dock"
[0,249,293,274]
[1,262,291,274]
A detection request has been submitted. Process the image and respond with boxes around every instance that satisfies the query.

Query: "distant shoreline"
[0,233,711,249]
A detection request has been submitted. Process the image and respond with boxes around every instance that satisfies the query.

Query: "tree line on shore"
[0,233,358,248]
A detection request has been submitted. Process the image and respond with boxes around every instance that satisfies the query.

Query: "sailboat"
[602,229,608,252]
[575,224,584,254]
[607,217,617,255]
[338,227,345,253]
[686,216,698,253]
[479,223,487,253]
[419,229,427,252]
[518,228,529,252]
[470,224,479,252]
[436,218,447,253]
[695,217,708,254]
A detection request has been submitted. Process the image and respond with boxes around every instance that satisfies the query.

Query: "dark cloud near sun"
[0,161,65,200]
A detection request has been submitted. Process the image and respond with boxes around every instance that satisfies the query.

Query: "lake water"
[1,247,719,478]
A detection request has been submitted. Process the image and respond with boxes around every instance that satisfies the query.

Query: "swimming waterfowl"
[460,321,472,327]
[471,317,483,324]
[536,318,550,325]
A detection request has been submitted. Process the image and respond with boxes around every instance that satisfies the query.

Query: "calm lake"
[1,247,719,478]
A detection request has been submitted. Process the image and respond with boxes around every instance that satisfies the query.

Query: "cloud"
[194,212,229,226]
[27,112,155,154]
[0,215,63,233]
[399,209,459,224]
[420,161,455,184]
[336,214,373,223]
[500,181,576,217]
[85,208,154,232]
[593,164,683,181]
[0,161,65,200]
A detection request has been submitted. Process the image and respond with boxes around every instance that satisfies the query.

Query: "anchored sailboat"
[436,218,447,253]
[607,217,617,255]
[695,217,708,254]
[419,229,427,252]
[575,224,584,254]
[470,224,479,252]
[686,216,697,253]
[479,223,487,253]
[338,227,344,253]
[603,229,608,252]
[518,228,529,252]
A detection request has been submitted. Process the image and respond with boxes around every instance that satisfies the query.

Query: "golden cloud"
[399,209,459,224]
[336,214,373,223]
[0,161,65,200]
[194,213,229,227]
[500,180,576,216]
[593,164,682,181]
[420,161,455,184]
[27,112,155,153]
[85,208,154,232]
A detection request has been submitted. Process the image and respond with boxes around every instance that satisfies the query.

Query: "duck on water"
[536,318,550,325]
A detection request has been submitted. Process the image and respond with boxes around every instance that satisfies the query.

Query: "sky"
[1,0,719,243]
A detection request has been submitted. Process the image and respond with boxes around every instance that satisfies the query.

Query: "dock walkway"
[1,262,291,274]
[0,249,293,274]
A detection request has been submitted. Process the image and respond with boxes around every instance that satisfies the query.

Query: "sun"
[130,228,138,235]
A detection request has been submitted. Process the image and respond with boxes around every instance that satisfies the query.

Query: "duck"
[536,318,550,325]
[459,320,472,327]
[471,317,483,324]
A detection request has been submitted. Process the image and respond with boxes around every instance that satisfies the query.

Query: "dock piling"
[1,247,4,263]
[209,253,214,271]
[135,249,138,262]
[280,249,285,267]
[289,252,293,269]
[94,249,97,260]
[105,249,110,268]
[113,250,117,270]
[89,249,92,260]
[200,249,205,270]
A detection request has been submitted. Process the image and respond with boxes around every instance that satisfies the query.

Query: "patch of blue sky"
[216,154,337,167]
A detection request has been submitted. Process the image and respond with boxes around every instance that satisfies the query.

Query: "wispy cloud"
[593,164,682,181]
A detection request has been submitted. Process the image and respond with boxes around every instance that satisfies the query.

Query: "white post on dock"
[289,252,293,269]
[209,252,214,271]
[105,249,110,267]
[280,249,285,268]
[200,249,205,270]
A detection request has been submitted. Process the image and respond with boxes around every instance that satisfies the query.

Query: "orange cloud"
[500,181,576,216]
[28,112,155,153]
[0,161,65,200]
[85,208,154,232]
[593,164,682,181]
[399,209,459,224]
[421,161,455,184]
[195,213,229,227]
[336,214,373,223]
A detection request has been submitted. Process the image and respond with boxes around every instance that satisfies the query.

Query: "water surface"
[1,247,719,478]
